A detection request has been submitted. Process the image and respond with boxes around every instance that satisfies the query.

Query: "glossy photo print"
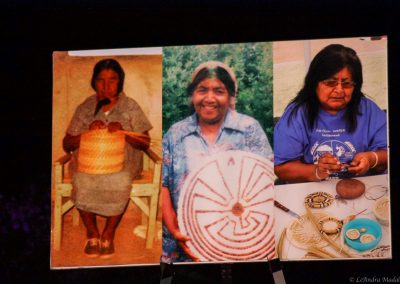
[273,37,390,260]
[161,43,276,264]
[51,49,163,268]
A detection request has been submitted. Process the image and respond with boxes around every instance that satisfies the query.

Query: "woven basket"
[78,129,126,174]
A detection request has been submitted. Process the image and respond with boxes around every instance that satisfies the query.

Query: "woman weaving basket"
[274,44,387,183]
[63,58,152,258]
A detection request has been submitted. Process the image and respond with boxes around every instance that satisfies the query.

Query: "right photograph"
[273,37,390,260]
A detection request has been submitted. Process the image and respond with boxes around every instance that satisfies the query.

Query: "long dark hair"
[90,58,125,93]
[288,44,364,132]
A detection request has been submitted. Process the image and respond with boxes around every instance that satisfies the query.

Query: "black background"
[1,1,399,283]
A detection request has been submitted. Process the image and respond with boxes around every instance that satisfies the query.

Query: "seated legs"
[78,209,123,258]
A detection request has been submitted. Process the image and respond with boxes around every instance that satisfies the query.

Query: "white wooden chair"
[52,148,161,250]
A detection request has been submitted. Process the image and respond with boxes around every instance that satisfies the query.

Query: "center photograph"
[161,43,276,263]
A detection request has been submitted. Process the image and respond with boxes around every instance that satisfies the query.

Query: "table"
[274,174,391,260]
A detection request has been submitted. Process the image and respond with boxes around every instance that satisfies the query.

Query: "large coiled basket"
[78,129,125,174]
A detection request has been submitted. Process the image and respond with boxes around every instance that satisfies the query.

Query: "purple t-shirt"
[274,96,387,168]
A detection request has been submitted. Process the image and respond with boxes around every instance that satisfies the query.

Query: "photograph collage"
[51,36,390,269]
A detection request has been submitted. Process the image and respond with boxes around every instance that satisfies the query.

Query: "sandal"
[84,238,100,257]
[100,239,115,259]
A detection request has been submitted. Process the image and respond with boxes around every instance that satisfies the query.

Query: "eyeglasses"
[321,79,356,89]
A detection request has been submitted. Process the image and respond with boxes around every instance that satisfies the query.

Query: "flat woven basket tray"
[286,213,340,249]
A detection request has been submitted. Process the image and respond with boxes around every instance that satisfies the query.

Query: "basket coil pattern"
[177,150,276,261]
[78,129,125,174]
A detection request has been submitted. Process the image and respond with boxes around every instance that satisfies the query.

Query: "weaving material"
[286,213,340,249]
[78,129,126,174]
[373,197,389,226]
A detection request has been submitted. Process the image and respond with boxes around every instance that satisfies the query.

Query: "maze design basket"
[177,150,276,262]
[78,129,126,174]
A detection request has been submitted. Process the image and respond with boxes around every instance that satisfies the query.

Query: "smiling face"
[192,77,232,126]
[94,69,120,101]
[316,67,355,114]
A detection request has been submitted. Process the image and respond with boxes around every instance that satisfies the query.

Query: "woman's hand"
[108,121,123,133]
[172,230,200,262]
[347,152,374,175]
[89,120,106,130]
[315,153,342,179]
[126,131,150,151]
[62,133,80,153]
[162,187,199,261]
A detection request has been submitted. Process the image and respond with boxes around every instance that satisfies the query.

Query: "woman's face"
[316,67,355,114]
[192,77,232,126]
[94,69,120,101]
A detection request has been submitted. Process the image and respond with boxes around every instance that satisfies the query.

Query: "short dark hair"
[90,58,125,93]
[186,66,236,97]
[288,44,364,132]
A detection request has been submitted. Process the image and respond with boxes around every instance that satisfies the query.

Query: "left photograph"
[51,49,162,268]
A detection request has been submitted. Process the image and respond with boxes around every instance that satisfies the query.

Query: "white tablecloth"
[274,174,391,260]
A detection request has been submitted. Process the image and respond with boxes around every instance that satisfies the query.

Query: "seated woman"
[63,58,151,258]
[274,44,387,183]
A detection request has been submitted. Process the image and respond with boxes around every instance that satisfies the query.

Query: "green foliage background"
[162,42,273,146]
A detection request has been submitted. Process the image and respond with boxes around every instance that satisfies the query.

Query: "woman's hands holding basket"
[107,122,123,133]
[89,120,123,133]
[89,120,106,130]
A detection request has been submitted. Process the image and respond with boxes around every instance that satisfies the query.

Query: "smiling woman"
[161,60,273,263]
[274,44,388,183]
[192,78,231,127]
[188,61,237,143]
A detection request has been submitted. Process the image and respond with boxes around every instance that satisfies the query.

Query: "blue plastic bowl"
[343,218,382,252]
